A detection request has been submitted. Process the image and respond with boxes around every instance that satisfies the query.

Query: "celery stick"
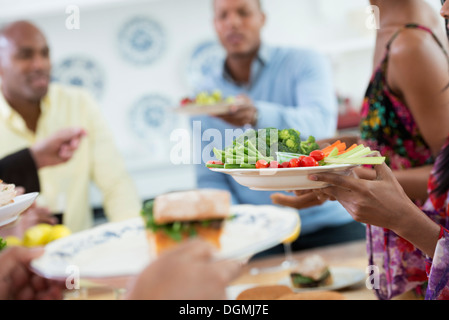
[324,157,385,165]
[276,152,305,163]
[327,147,339,158]
[276,152,304,157]
[333,145,365,159]
[346,147,373,159]
[240,163,256,169]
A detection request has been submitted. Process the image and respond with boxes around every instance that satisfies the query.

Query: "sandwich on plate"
[0,180,16,208]
[290,254,333,288]
[141,189,231,255]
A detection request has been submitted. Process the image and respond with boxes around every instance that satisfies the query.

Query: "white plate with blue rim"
[0,192,39,227]
[30,205,299,287]
[210,164,359,191]
[278,266,366,293]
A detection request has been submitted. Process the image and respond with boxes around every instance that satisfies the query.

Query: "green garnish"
[0,237,6,252]
[140,200,225,242]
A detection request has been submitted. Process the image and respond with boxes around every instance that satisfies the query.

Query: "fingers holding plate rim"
[308,171,363,192]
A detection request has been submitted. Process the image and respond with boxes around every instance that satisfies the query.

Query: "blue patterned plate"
[30,205,299,285]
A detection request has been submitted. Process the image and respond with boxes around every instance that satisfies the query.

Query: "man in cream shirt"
[0,21,141,232]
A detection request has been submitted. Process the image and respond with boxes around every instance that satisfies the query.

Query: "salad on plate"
[206,128,386,191]
[206,128,385,170]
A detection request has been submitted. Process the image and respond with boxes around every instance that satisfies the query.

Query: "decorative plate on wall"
[128,94,183,162]
[118,16,166,65]
[186,40,225,88]
[52,56,105,100]
[128,94,174,138]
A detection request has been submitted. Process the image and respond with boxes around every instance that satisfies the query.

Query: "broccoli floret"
[228,128,318,160]
[277,129,301,154]
[276,142,291,153]
[300,136,320,155]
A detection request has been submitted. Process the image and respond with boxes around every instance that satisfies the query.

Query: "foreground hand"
[0,247,64,300]
[125,239,242,300]
[309,162,415,230]
[270,190,330,210]
[31,127,87,169]
[215,95,258,127]
[1,205,57,239]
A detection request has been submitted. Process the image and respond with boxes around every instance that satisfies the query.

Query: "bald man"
[0,21,142,232]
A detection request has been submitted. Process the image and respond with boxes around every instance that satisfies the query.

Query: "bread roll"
[236,285,293,300]
[145,189,231,255]
[153,189,231,224]
[277,291,345,300]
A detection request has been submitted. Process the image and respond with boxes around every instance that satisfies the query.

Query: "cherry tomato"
[281,162,290,168]
[300,156,319,167]
[207,160,224,165]
[181,98,193,106]
[256,159,269,169]
[289,158,301,168]
[310,150,325,162]
[269,161,280,168]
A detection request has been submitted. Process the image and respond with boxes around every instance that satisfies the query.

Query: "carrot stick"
[321,140,341,153]
[337,144,357,155]
[345,143,358,152]
[324,142,347,157]
[336,142,346,152]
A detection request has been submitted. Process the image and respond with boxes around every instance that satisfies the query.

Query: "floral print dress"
[423,152,449,300]
[360,24,449,300]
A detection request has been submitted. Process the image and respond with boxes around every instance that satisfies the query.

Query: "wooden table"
[72,240,417,300]
[232,240,418,300]
[231,240,374,300]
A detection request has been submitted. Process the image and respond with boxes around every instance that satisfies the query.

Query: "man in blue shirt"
[191,0,365,254]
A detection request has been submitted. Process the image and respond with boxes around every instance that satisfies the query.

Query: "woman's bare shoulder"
[388,27,447,61]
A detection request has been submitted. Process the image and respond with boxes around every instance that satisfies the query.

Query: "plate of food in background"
[174,90,237,116]
[30,190,299,287]
[278,254,366,292]
[0,181,38,227]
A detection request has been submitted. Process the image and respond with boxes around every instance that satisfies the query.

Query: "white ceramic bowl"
[0,192,39,227]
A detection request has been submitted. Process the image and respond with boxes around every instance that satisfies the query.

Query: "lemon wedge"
[5,235,22,247]
[47,224,71,243]
[282,219,301,244]
[22,223,53,247]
